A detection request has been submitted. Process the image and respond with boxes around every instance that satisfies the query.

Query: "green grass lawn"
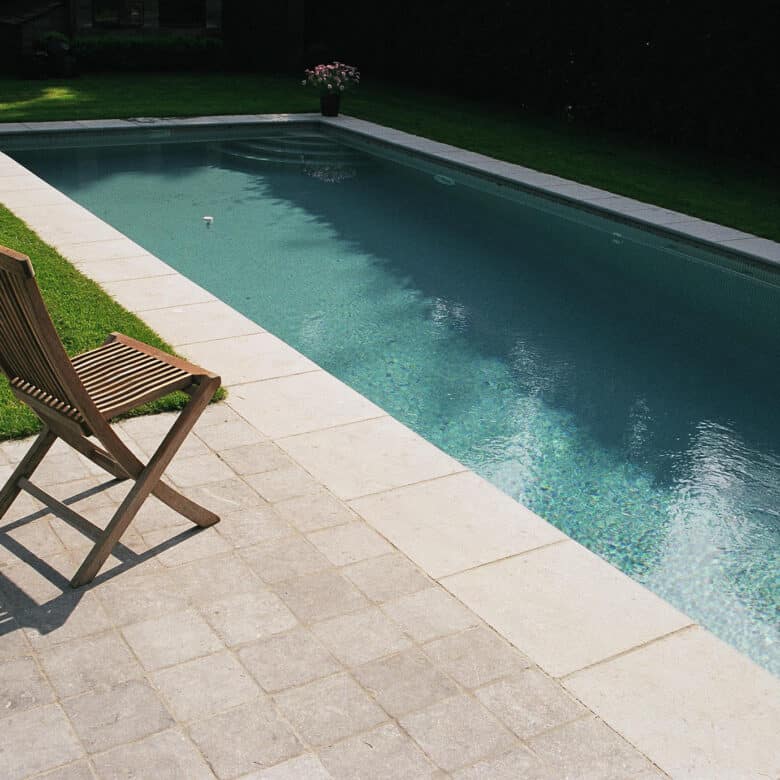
[1,72,778,241]
[0,206,223,440]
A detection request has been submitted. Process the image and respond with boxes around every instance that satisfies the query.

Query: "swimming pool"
[9,127,780,675]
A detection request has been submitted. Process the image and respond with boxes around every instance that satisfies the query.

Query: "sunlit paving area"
[1,407,669,779]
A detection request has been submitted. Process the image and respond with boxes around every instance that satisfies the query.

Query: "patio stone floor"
[1,406,664,779]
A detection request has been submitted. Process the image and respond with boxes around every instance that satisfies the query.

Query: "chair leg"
[0,427,57,520]
[153,481,219,527]
[71,378,220,587]
[65,432,218,528]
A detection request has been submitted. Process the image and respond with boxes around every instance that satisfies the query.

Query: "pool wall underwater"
[1,114,779,777]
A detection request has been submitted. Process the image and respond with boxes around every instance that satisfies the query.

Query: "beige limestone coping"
[0,115,778,778]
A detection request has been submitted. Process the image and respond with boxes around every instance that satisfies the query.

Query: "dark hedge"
[72,35,224,72]
[289,0,779,165]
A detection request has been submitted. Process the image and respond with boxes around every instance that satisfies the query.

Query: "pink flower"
[302,61,360,92]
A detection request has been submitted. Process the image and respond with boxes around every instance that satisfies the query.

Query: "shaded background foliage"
[72,35,224,72]
[223,0,778,166]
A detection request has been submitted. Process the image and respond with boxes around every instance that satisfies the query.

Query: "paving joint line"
[558,622,700,682]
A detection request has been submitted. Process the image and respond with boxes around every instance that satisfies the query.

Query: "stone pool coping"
[0,114,778,778]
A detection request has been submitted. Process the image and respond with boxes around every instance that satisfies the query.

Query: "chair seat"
[71,337,196,418]
[10,334,210,429]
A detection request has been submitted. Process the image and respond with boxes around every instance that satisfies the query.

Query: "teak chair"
[0,244,221,587]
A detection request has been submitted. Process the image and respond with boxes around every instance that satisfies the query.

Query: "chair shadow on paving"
[0,478,208,638]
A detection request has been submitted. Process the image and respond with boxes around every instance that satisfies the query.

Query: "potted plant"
[302,62,360,117]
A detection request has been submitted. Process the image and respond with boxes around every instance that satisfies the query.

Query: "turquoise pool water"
[12,129,780,674]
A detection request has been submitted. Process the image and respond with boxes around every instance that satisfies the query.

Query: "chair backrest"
[0,245,87,422]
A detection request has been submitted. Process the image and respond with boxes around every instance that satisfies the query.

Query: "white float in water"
[203,216,214,227]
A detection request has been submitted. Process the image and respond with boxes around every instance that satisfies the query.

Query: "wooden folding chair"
[0,244,221,587]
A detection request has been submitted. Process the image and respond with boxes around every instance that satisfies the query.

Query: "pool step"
[220,146,363,166]
[218,132,364,167]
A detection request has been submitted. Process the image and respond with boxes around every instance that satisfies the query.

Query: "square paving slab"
[442,539,693,676]
[350,471,565,578]
[563,627,780,778]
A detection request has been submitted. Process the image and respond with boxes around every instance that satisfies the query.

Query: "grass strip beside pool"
[1,73,779,242]
[0,204,223,440]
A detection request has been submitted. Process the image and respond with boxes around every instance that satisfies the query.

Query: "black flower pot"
[320,93,341,117]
